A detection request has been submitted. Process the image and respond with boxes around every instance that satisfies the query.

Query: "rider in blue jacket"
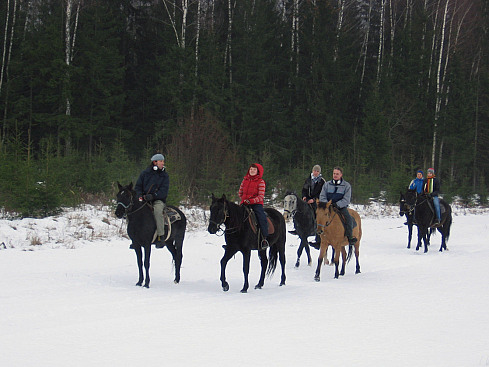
[409,170,424,193]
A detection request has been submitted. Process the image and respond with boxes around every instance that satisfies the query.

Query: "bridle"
[316,205,338,232]
[116,191,149,218]
[401,192,429,216]
[209,200,230,235]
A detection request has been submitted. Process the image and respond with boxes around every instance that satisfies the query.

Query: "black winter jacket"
[302,175,326,201]
[135,166,169,202]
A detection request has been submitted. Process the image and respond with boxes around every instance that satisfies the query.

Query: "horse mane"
[223,198,245,230]
[318,201,327,209]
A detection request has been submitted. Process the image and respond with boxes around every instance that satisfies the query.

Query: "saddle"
[151,205,182,243]
[244,206,275,235]
[332,206,357,235]
[426,196,446,227]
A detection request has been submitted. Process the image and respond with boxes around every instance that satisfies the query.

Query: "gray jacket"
[319,179,352,209]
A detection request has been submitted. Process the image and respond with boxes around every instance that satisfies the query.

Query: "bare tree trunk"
[0,0,11,98]
[334,0,345,63]
[432,0,450,167]
[1,0,18,144]
[376,0,386,84]
[290,0,299,76]
[358,0,373,96]
[191,0,201,120]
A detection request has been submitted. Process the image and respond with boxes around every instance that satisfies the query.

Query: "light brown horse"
[315,201,362,281]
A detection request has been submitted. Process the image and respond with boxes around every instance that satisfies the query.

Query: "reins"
[317,206,338,229]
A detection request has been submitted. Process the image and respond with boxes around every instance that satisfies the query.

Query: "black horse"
[399,191,431,249]
[115,182,186,288]
[403,189,452,253]
[284,191,318,267]
[207,194,286,293]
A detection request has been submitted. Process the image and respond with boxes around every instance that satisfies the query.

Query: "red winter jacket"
[239,163,265,205]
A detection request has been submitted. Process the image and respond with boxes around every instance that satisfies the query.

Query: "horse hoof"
[279,282,285,286]
[295,259,300,268]
[240,289,248,293]
[174,279,180,284]
[254,285,262,289]
[136,282,142,287]
[222,284,229,292]
[314,276,320,282]
[144,284,150,288]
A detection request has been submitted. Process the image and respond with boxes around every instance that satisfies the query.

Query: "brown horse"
[315,201,362,281]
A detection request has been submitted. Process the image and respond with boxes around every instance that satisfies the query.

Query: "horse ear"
[128,182,133,190]
[117,181,123,190]
[222,194,227,200]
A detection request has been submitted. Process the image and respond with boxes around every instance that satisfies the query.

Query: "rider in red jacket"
[239,163,269,249]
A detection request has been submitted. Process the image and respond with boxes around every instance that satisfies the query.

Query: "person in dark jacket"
[239,163,269,249]
[135,153,169,248]
[424,167,441,226]
[319,166,357,245]
[302,164,326,248]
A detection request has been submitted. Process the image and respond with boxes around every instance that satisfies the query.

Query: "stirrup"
[260,239,269,250]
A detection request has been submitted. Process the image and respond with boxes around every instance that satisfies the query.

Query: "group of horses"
[115,182,452,292]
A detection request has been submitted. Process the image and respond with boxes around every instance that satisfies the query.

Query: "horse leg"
[407,223,412,249]
[439,227,446,252]
[279,242,286,286]
[134,246,144,286]
[314,242,327,281]
[355,243,361,274]
[241,250,251,293]
[169,236,184,284]
[220,249,236,292]
[334,246,341,279]
[143,245,151,288]
[339,247,347,276]
[255,250,268,289]
[295,238,304,268]
[416,227,423,251]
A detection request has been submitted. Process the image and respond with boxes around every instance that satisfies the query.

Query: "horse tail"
[346,243,353,263]
[267,243,278,277]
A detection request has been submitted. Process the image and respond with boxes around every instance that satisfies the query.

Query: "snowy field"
[1,202,489,367]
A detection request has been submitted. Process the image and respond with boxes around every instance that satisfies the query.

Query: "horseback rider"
[424,167,441,226]
[239,163,269,249]
[405,169,424,225]
[302,164,326,248]
[135,153,169,248]
[409,169,424,193]
[319,166,357,246]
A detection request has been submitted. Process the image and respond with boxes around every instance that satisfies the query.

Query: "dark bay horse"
[403,190,452,253]
[115,182,186,288]
[207,194,286,293]
[399,191,431,249]
[315,201,362,281]
[283,191,316,267]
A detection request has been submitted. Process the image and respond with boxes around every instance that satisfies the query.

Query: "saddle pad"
[164,207,181,224]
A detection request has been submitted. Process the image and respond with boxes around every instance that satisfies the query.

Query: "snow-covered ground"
[1,203,489,367]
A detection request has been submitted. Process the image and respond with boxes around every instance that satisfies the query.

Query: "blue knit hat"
[151,153,165,161]
[417,169,423,174]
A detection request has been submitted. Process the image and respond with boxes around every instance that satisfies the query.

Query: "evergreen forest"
[1,0,488,217]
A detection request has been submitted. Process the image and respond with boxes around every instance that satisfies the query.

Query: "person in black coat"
[135,153,169,247]
[302,165,326,248]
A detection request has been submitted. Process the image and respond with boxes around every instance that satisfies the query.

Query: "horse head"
[208,194,228,234]
[283,192,298,218]
[115,182,134,219]
[315,201,333,235]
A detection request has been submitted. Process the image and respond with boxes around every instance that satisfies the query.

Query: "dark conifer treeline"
[0,0,488,216]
